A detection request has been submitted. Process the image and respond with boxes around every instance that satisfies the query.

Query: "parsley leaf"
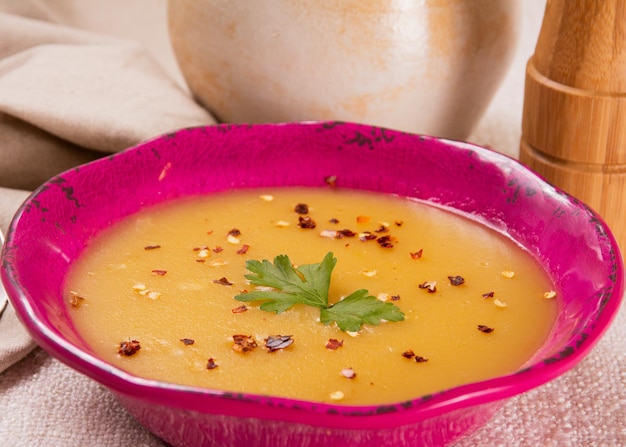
[234,252,405,332]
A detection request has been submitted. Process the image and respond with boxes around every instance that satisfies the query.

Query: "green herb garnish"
[234,252,405,332]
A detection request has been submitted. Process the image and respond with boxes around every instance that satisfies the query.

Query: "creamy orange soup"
[65,187,557,405]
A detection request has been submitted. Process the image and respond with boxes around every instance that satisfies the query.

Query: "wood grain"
[520,0,626,253]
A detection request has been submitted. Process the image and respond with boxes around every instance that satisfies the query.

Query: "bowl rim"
[2,121,624,429]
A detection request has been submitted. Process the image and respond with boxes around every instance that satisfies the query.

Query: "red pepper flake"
[227,228,241,238]
[329,218,340,224]
[414,355,429,363]
[213,277,233,286]
[206,358,218,370]
[192,246,208,252]
[356,215,370,224]
[448,275,465,286]
[144,245,161,250]
[151,269,167,276]
[264,335,294,352]
[482,291,495,299]
[297,216,317,229]
[477,324,495,333]
[232,334,258,353]
[376,235,395,248]
[180,338,195,345]
[236,244,250,255]
[402,349,416,359]
[231,305,248,314]
[206,230,214,235]
[374,224,389,233]
[196,259,206,263]
[341,367,357,379]
[213,246,224,253]
[390,294,401,301]
[359,231,377,241]
[68,291,85,308]
[395,220,404,227]
[118,339,141,356]
[410,249,423,259]
[325,338,344,350]
[294,203,309,214]
[324,175,337,187]
[419,281,437,293]
[336,229,357,238]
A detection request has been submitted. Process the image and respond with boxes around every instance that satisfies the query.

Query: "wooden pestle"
[519,0,626,254]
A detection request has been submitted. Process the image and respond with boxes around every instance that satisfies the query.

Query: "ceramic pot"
[168,0,520,139]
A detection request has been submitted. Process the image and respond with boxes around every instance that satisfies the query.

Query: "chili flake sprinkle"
[402,350,416,359]
[337,229,357,238]
[414,355,429,363]
[213,277,233,286]
[118,339,141,356]
[325,338,344,350]
[231,305,248,314]
[265,335,294,352]
[448,275,465,286]
[376,235,395,248]
[294,203,309,214]
[359,231,377,242]
[356,215,370,224]
[227,228,241,237]
[236,244,250,255]
[477,324,495,333]
[144,245,161,250]
[206,358,218,370]
[180,338,195,345]
[419,281,437,293]
[410,249,423,259]
[151,269,167,276]
[68,291,85,308]
[213,246,224,253]
[395,220,404,227]
[232,334,257,353]
[324,175,337,187]
[297,216,317,229]
[482,291,495,299]
[329,218,340,224]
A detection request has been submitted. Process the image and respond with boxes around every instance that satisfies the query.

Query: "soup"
[65,187,558,405]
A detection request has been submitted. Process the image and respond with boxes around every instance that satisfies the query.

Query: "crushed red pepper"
[374,224,389,233]
[227,228,241,237]
[232,334,257,353]
[448,275,465,286]
[118,339,141,356]
[329,218,340,224]
[68,292,85,308]
[294,203,309,214]
[359,231,377,241]
[144,245,161,250]
[401,350,416,359]
[482,291,495,299]
[410,249,423,259]
[213,277,233,286]
[206,358,218,370]
[395,220,404,227]
[236,244,250,255]
[390,294,401,301]
[231,305,248,314]
[325,338,344,350]
[336,229,357,238]
[324,175,337,187]
[151,269,167,276]
[477,325,495,333]
[213,246,224,253]
[265,335,294,352]
[180,338,195,345]
[419,281,437,293]
[414,356,429,363]
[297,216,316,229]
[376,235,395,248]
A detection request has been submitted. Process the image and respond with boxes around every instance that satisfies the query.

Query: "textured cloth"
[0,1,625,446]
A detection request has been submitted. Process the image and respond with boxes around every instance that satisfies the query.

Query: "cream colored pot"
[168,0,519,140]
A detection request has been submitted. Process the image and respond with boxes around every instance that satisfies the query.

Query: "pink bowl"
[2,122,623,447]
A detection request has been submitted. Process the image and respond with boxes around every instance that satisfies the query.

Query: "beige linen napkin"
[0,10,215,372]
